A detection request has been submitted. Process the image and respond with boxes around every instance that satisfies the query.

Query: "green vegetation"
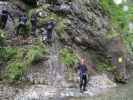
[28,4,68,40]
[25,44,47,64]
[100,0,133,57]
[6,61,25,80]
[59,48,79,81]
[4,39,47,80]
[96,61,114,72]
[89,50,114,72]
[1,48,18,62]
[59,48,78,66]
[100,0,127,33]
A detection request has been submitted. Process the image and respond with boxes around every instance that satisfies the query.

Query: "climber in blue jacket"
[77,58,88,92]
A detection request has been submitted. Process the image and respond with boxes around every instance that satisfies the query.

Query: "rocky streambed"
[0,74,117,100]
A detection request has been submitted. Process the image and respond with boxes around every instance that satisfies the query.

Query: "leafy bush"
[99,0,133,56]
[99,0,127,33]
[6,62,25,80]
[1,48,18,61]
[25,45,46,64]
[5,42,47,80]
[59,48,78,66]
[96,62,113,72]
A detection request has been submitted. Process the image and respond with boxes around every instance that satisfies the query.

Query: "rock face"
[88,74,117,89]
[47,0,127,82]
[0,0,129,99]
[22,0,38,7]
[63,0,108,51]
[1,0,127,83]
[108,36,128,83]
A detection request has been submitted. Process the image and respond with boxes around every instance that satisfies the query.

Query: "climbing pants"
[0,16,8,29]
[80,74,87,91]
[16,24,27,37]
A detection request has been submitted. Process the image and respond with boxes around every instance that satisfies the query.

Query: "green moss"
[99,0,127,33]
[59,48,78,66]
[3,48,18,61]
[5,39,47,81]
[106,31,119,39]
[28,5,67,37]
[89,50,113,72]
[59,48,79,81]
[96,62,114,72]
[6,61,25,80]
[25,45,47,64]
[99,0,133,56]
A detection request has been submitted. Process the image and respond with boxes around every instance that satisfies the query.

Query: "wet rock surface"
[0,74,116,100]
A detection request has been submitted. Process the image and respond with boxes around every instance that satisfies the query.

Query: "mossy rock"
[6,62,26,80]
[21,0,38,7]
[114,71,127,83]
[0,29,7,46]
[59,48,79,66]
[4,39,47,81]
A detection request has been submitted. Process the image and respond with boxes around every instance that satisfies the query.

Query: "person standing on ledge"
[77,58,88,92]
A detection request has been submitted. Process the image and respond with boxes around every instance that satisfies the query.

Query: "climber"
[60,2,71,14]
[16,14,28,37]
[30,13,37,37]
[44,20,55,44]
[0,10,14,29]
[77,58,88,92]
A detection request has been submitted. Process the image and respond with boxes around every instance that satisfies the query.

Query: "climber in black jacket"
[0,10,14,29]
[31,13,38,36]
[16,14,28,37]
